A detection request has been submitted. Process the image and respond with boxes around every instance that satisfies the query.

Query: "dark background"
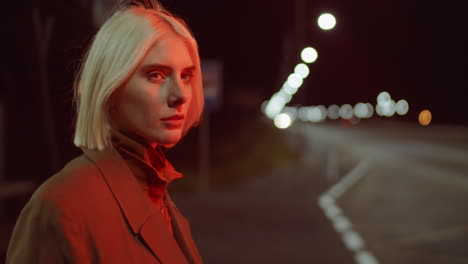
[1,0,467,182]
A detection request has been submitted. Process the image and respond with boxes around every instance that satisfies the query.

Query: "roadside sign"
[201,59,223,111]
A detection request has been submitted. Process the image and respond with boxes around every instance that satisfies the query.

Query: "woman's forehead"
[141,34,194,69]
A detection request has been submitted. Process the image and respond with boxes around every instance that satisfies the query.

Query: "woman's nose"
[167,79,187,108]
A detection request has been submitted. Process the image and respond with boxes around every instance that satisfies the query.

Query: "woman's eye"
[181,72,193,82]
[147,71,165,82]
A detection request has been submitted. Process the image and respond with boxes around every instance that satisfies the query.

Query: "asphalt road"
[1,120,466,263]
[174,120,468,263]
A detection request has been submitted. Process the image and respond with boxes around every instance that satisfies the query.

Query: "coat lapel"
[82,148,188,264]
[165,192,204,264]
[139,213,189,264]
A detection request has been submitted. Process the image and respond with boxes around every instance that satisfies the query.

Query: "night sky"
[166,0,467,124]
[2,0,467,181]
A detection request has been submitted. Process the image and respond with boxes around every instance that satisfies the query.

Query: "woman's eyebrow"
[183,66,196,72]
[141,64,196,72]
[141,64,172,71]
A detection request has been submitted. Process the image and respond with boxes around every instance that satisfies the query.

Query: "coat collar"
[110,129,183,186]
[82,147,189,264]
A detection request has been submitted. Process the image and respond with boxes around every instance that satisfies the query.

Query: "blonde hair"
[73,3,204,150]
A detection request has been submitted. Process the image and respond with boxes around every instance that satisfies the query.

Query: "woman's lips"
[161,114,184,129]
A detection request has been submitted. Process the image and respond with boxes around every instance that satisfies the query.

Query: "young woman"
[6,1,204,263]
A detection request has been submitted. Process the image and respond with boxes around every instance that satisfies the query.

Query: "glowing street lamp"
[287,73,304,88]
[274,113,293,129]
[294,63,310,78]
[396,99,409,115]
[301,47,318,63]
[318,13,336,30]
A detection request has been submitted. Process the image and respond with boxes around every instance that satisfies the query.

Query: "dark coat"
[6,147,203,264]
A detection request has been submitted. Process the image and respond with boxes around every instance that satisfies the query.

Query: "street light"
[274,113,293,129]
[318,13,336,30]
[301,47,318,63]
[294,63,310,78]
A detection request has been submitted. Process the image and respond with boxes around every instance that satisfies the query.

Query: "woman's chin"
[152,130,182,147]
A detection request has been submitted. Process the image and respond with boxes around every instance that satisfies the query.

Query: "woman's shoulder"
[29,153,108,213]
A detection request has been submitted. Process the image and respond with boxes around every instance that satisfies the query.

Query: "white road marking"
[318,158,379,264]
[355,250,379,264]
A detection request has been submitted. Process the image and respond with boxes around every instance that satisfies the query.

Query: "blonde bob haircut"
[73,2,204,151]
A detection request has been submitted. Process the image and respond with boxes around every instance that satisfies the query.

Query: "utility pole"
[33,9,59,173]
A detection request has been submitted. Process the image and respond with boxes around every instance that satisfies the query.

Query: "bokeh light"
[298,107,309,121]
[265,91,292,119]
[265,100,282,119]
[419,110,432,126]
[365,103,374,118]
[261,100,269,114]
[282,106,298,119]
[287,73,304,89]
[328,105,340,120]
[318,13,336,30]
[381,100,396,117]
[274,113,293,129]
[308,107,321,122]
[396,99,409,115]
[318,105,327,121]
[283,82,298,95]
[307,106,325,122]
[376,104,383,116]
[301,47,318,63]
[377,91,391,105]
[294,63,310,78]
[339,104,354,119]
[353,103,367,118]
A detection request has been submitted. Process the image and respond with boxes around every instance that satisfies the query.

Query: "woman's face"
[110,32,194,147]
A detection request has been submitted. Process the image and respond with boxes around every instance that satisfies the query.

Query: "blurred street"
[173,120,468,263]
[2,1,468,263]
[1,119,467,263]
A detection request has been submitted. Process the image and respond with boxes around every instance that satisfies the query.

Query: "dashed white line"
[318,158,379,264]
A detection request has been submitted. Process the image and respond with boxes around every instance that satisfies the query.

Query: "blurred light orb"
[419,110,432,126]
[261,100,269,114]
[396,99,409,115]
[381,100,396,117]
[333,215,351,232]
[282,82,298,95]
[376,104,383,116]
[324,203,342,218]
[353,103,367,118]
[265,99,283,119]
[318,13,336,30]
[377,91,391,105]
[283,106,298,119]
[279,91,292,104]
[308,107,324,122]
[294,63,310,78]
[274,113,293,129]
[318,105,328,121]
[339,104,354,119]
[301,47,318,63]
[271,92,290,106]
[287,73,303,89]
[366,103,374,118]
[265,91,291,119]
[298,107,310,121]
[328,104,340,120]
[343,231,365,251]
